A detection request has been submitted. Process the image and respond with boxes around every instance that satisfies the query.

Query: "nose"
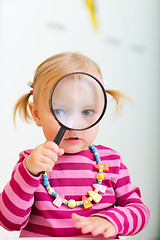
[66,113,85,129]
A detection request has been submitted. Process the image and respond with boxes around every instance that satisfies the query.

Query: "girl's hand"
[72,213,116,238]
[25,141,64,176]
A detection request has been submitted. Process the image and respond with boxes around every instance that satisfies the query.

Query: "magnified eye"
[82,109,94,116]
[53,109,65,116]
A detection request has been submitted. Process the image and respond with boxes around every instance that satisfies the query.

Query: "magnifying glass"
[49,72,107,145]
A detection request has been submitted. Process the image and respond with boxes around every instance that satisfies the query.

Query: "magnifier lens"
[50,73,106,131]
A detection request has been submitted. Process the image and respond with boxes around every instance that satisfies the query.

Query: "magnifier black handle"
[53,126,66,145]
[42,127,66,174]
[41,126,66,175]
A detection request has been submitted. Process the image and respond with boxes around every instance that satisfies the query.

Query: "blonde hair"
[14,52,129,123]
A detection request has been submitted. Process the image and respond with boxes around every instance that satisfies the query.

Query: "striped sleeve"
[0,150,41,231]
[92,159,150,237]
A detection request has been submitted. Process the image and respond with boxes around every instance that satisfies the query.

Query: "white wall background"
[0,0,159,239]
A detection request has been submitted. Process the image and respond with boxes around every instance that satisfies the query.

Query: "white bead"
[53,195,64,208]
[48,188,55,195]
[68,199,76,208]
[88,197,93,201]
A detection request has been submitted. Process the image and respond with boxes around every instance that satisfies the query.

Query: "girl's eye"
[82,109,94,116]
[53,109,65,116]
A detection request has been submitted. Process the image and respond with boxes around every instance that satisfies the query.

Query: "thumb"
[58,148,64,156]
[72,213,86,222]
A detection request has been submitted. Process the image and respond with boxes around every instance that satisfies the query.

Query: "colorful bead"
[46,186,51,191]
[88,191,102,203]
[94,152,99,157]
[43,175,48,180]
[43,180,50,187]
[89,145,98,154]
[94,164,109,172]
[79,201,83,205]
[63,199,68,205]
[94,155,101,164]
[94,189,98,193]
[97,173,105,180]
[52,192,59,197]
[77,201,81,206]
[82,196,93,209]
[92,184,107,194]
[48,188,55,195]
[68,199,77,208]
[53,195,64,208]
[98,180,102,184]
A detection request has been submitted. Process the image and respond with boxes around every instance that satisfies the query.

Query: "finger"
[43,141,64,158]
[72,213,87,223]
[81,222,96,234]
[58,148,64,156]
[72,213,90,229]
[75,220,91,229]
[103,226,116,238]
[43,141,59,154]
[41,155,55,167]
[91,223,108,236]
[72,214,104,234]
[41,148,58,163]
[38,162,55,173]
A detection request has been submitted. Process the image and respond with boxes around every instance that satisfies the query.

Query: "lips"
[65,137,81,143]
[66,137,80,140]
[68,137,79,140]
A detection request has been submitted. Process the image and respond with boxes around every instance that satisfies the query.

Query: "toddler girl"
[0,52,150,238]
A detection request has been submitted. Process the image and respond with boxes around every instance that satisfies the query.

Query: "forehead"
[39,70,103,104]
[53,73,102,96]
[49,66,102,86]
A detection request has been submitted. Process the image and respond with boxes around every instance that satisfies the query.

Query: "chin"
[62,144,88,154]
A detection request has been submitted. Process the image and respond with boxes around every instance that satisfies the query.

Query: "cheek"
[84,125,99,141]
[41,115,61,141]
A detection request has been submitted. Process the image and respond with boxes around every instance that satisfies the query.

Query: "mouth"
[65,137,81,142]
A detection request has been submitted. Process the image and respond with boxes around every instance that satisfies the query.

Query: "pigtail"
[13,92,32,125]
[105,89,131,117]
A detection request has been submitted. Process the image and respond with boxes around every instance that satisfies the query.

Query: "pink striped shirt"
[0,145,150,238]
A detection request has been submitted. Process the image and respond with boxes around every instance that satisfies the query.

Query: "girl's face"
[29,71,103,154]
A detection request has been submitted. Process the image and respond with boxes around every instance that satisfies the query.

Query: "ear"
[29,102,42,127]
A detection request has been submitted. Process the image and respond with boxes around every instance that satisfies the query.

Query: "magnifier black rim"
[49,72,107,131]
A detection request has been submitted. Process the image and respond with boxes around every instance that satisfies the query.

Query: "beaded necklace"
[42,144,109,210]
